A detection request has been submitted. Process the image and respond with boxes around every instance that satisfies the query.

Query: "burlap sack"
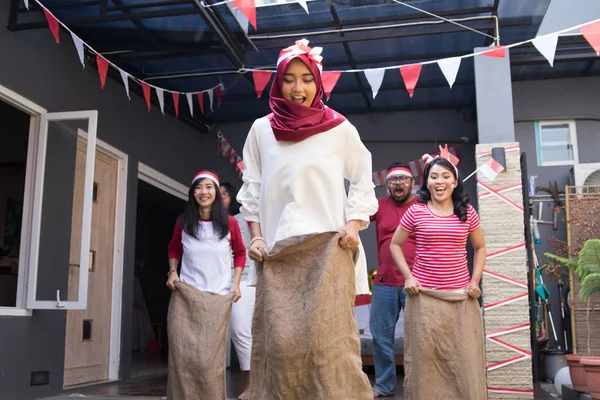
[248,232,372,400]
[404,288,486,400]
[167,281,234,400]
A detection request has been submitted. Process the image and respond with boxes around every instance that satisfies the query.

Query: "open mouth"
[292,95,306,104]
[434,187,447,195]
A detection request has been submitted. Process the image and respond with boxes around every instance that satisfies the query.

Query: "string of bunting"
[217,132,244,179]
[30,0,224,118]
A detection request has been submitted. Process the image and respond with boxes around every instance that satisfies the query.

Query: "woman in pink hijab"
[237,39,378,399]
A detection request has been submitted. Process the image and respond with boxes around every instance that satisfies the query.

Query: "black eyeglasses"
[388,176,411,184]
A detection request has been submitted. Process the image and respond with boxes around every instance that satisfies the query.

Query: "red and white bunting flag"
[172,92,180,118]
[236,160,245,172]
[399,64,422,98]
[96,54,109,89]
[156,87,165,115]
[252,71,273,98]
[364,68,386,99]
[141,82,151,111]
[119,70,130,100]
[482,45,507,58]
[532,34,559,67]
[220,139,232,159]
[580,20,600,56]
[208,89,214,112]
[216,84,222,106]
[297,0,309,13]
[43,8,60,44]
[186,93,194,116]
[437,57,461,88]
[232,0,257,30]
[322,71,341,101]
[479,157,505,181]
[197,92,205,115]
[70,32,85,68]
[372,170,386,187]
[24,0,29,10]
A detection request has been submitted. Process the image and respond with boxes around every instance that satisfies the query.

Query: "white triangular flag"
[532,34,559,67]
[297,0,309,13]
[70,32,85,68]
[226,2,249,34]
[120,70,130,100]
[437,57,461,88]
[208,89,214,112]
[156,88,165,115]
[24,0,29,9]
[364,68,386,99]
[186,93,194,116]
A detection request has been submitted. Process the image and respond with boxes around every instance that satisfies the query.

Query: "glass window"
[536,121,579,166]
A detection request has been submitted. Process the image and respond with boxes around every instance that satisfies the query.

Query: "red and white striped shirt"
[400,202,480,289]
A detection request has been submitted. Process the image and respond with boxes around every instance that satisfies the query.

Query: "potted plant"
[546,238,600,397]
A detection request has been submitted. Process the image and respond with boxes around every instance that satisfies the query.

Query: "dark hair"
[220,182,241,216]
[387,161,412,172]
[181,175,230,240]
[417,158,470,222]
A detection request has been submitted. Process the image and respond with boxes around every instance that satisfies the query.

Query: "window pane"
[542,124,569,143]
[542,146,572,163]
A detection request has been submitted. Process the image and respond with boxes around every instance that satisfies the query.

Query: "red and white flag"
[479,158,505,181]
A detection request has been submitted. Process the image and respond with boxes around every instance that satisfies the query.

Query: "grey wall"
[0,2,241,397]
[219,108,479,274]
[512,76,600,350]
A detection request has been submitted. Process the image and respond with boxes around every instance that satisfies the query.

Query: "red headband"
[386,167,413,180]
[191,171,219,187]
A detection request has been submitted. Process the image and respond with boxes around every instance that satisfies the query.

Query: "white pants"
[230,281,256,371]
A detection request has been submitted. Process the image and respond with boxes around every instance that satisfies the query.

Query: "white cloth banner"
[297,0,309,13]
[364,68,386,99]
[70,32,85,68]
[208,89,214,112]
[437,57,461,88]
[120,70,130,99]
[156,88,165,115]
[186,93,194,116]
[532,34,559,67]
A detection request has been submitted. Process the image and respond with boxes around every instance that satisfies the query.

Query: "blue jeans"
[369,284,406,396]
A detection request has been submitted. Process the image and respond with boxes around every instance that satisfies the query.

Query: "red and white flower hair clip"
[277,39,324,72]
[422,144,460,175]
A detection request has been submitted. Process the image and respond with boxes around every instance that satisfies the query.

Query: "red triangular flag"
[96,55,109,89]
[197,92,205,115]
[399,64,422,98]
[482,45,506,58]
[216,85,222,106]
[141,82,151,111]
[322,71,341,101]
[232,0,256,30]
[43,8,60,44]
[580,20,600,56]
[252,71,273,98]
[236,160,244,171]
[172,92,180,118]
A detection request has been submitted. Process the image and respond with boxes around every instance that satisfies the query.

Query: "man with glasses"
[369,162,418,398]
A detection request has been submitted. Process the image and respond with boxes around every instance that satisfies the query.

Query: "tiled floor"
[46,367,558,400]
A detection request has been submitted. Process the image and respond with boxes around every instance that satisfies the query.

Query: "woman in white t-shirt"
[220,182,255,400]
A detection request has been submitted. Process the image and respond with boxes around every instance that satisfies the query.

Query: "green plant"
[545,238,600,355]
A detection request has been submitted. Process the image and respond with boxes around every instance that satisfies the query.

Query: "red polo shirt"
[370,196,417,287]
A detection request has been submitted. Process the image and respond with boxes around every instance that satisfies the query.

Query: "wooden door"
[64,140,118,387]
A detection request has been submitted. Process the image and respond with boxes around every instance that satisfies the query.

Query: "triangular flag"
[141,82,151,112]
[482,46,506,58]
[399,64,422,98]
[70,32,85,68]
[252,71,273,98]
[197,92,205,115]
[437,57,461,88]
[119,70,130,99]
[232,0,256,30]
[172,92,180,118]
[322,71,341,101]
[479,157,505,181]
[532,34,559,66]
[236,160,244,171]
[297,0,309,13]
[208,89,214,111]
[186,93,194,116]
[580,20,600,56]
[227,2,249,34]
[43,8,60,44]
[156,88,165,115]
[96,54,109,89]
[216,85,222,106]
[24,0,29,10]
[364,68,385,99]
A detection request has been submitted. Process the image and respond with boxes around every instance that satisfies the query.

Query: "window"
[535,120,579,167]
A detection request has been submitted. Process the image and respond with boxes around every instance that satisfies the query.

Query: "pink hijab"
[268,39,346,142]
